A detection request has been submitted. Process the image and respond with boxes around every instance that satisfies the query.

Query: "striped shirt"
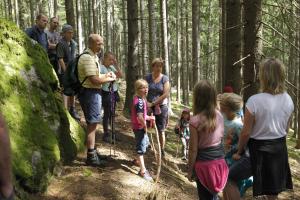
[78,48,101,89]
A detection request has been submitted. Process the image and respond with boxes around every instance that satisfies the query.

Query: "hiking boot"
[86,151,107,167]
[102,133,111,143]
[69,107,80,121]
[139,170,153,182]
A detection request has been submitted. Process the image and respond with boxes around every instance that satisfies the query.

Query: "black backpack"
[63,52,89,96]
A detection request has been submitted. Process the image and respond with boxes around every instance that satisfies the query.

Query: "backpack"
[62,52,89,96]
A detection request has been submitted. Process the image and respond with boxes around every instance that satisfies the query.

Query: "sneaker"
[69,107,80,121]
[86,151,107,167]
[139,170,153,182]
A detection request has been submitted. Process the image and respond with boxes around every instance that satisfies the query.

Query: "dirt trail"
[29,104,300,200]
[29,109,198,200]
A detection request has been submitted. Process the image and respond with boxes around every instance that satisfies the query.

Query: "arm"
[150,80,170,106]
[48,41,57,50]
[187,125,199,181]
[137,113,147,128]
[233,108,254,160]
[58,58,66,72]
[88,72,116,85]
[113,58,123,78]
[0,114,13,198]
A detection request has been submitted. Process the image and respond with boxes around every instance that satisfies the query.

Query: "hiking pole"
[109,81,116,157]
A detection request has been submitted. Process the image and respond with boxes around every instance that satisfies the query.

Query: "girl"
[131,79,155,181]
[188,80,228,200]
[174,109,190,160]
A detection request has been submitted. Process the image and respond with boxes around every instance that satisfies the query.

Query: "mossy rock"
[0,19,85,193]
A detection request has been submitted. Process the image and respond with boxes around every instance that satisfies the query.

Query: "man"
[56,24,80,121]
[25,14,48,51]
[0,114,14,200]
[100,52,123,143]
[78,34,116,166]
[45,17,61,75]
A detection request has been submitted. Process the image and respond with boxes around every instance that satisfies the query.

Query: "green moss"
[0,19,85,193]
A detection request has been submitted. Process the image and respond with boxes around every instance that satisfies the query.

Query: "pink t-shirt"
[189,110,224,149]
[131,96,147,130]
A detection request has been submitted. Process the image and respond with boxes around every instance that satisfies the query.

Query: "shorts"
[153,104,168,132]
[228,155,252,183]
[78,88,102,124]
[134,129,149,155]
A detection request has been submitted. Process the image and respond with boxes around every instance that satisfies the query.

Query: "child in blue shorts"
[220,92,253,197]
[131,79,155,181]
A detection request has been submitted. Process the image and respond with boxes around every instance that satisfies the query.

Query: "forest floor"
[29,87,300,200]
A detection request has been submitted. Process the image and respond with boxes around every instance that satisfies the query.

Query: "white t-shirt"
[246,92,294,140]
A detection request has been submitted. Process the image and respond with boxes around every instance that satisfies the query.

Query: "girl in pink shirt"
[187,80,228,200]
[131,79,155,181]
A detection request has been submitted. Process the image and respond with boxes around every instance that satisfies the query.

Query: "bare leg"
[63,94,68,109]
[69,96,76,108]
[223,181,241,200]
[86,123,97,149]
[159,131,165,150]
[266,195,278,200]
[138,155,146,173]
[0,115,13,198]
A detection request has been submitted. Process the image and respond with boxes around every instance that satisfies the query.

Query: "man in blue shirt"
[25,14,49,51]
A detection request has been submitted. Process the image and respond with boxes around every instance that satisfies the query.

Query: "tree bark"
[242,0,262,102]
[140,0,147,76]
[192,0,200,85]
[65,0,76,31]
[76,0,83,52]
[124,0,139,115]
[148,0,157,66]
[176,0,181,103]
[225,0,242,93]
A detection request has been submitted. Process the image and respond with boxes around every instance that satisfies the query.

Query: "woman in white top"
[233,58,294,200]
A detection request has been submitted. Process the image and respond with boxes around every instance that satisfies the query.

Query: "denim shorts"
[153,104,168,132]
[78,88,102,124]
[228,155,252,183]
[134,129,149,155]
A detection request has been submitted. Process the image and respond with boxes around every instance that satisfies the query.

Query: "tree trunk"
[65,0,76,30]
[148,0,157,66]
[18,0,25,30]
[76,0,83,52]
[180,0,185,105]
[53,0,58,17]
[8,0,13,21]
[14,0,19,26]
[93,0,98,34]
[242,0,262,102]
[192,0,200,85]
[122,0,127,70]
[88,0,93,34]
[105,0,110,51]
[184,0,189,106]
[98,0,103,36]
[225,0,242,93]
[140,0,147,76]
[124,0,139,116]
[176,0,181,103]
[29,0,35,26]
[160,0,170,78]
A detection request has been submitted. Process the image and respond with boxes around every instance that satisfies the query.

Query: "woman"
[233,58,294,199]
[145,58,170,157]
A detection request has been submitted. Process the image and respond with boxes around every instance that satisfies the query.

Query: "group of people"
[0,13,291,200]
[183,58,293,200]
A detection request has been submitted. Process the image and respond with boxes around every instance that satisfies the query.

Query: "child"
[131,79,155,181]
[220,93,253,197]
[187,80,228,200]
[174,108,190,160]
[219,93,243,166]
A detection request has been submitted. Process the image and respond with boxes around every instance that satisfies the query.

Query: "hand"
[106,72,116,80]
[232,153,241,160]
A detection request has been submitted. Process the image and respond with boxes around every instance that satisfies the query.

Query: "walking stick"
[149,114,157,162]
[109,81,116,157]
[153,121,162,183]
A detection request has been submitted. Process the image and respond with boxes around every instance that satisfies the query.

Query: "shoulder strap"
[78,52,91,85]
